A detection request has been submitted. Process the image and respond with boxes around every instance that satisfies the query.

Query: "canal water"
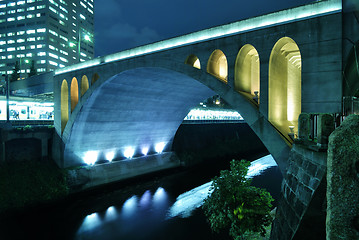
[0,154,282,240]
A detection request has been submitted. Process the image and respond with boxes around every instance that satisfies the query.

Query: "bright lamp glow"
[83,151,98,165]
[141,147,149,156]
[84,35,91,41]
[124,147,135,159]
[155,142,166,153]
[105,151,115,162]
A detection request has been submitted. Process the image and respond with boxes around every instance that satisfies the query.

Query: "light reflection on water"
[75,155,277,239]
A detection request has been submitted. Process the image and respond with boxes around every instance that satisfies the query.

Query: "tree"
[28,60,37,78]
[10,61,20,82]
[202,159,274,240]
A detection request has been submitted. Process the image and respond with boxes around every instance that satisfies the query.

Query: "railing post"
[317,113,335,147]
[298,113,310,142]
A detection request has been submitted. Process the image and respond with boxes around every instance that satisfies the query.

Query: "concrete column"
[327,115,359,239]
[317,114,334,146]
[298,113,310,142]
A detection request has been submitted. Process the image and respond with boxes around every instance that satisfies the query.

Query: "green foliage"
[10,61,20,82]
[0,161,69,213]
[202,159,273,240]
[28,60,37,78]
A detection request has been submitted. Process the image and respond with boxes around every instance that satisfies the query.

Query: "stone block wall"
[270,145,327,239]
[327,115,359,239]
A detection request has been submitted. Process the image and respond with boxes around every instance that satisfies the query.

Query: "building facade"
[0,0,94,79]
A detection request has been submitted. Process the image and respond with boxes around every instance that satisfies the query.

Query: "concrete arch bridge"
[50,0,359,238]
[53,0,347,171]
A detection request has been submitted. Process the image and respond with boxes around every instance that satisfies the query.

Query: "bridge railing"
[0,120,54,128]
[296,113,340,150]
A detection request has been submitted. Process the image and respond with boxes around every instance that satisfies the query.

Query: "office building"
[0,0,94,79]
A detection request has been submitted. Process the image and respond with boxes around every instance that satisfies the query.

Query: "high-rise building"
[0,0,94,79]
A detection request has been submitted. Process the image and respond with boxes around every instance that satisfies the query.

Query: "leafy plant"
[202,159,273,240]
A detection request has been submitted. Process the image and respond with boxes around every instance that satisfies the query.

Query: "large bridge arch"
[60,61,290,171]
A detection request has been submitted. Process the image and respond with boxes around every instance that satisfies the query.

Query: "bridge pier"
[270,144,327,239]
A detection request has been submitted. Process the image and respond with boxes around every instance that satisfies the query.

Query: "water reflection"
[75,155,278,240]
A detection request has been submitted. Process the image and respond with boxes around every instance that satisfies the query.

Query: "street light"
[77,28,92,62]
[1,74,9,122]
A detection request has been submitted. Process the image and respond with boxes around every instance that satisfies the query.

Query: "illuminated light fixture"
[105,206,118,221]
[54,0,341,76]
[105,151,115,162]
[84,34,91,41]
[155,142,166,153]
[122,196,138,217]
[124,147,135,159]
[83,151,98,165]
[141,147,149,156]
[69,42,76,47]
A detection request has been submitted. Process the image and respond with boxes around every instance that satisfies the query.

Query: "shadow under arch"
[92,73,100,84]
[71,77,79,112]
[62,65,290,172]
[81,75,89,96]
[207,49,228,83]
[185,54,201,69]
[61,80,69,134]
[269,37,302,140]
[234,44,260,105]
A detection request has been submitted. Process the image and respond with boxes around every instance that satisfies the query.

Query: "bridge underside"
[64,67,215,167]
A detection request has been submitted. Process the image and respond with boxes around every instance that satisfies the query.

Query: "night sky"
[94,0,315,57]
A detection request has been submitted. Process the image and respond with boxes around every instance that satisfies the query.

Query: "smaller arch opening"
[71,77,79,112]
[235,44,260,105]
[185,54,201,69]
[61,79,69,133]
[81,75,89,96]
[207,49,228,83]
[92,73,100,84]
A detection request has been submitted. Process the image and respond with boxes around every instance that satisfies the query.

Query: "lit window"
[17,1,25,5]
[37,44,44,48]
[0,4,5,8]
[0,41,5,45]
[87,8,93,14]
[40,60,45,64]
[7,2,16,7]
[16,54,25,58]
[60,57,68,62]
[27,37,36,41]
[49,6,57,13]
[17,31,25,35]
[26,53,32,57]
[49,53,58,59]
[36,36,44,41]
[17,9,25,13]
[0,12,5,15]
[80,1,86,8]
[38,52,46,56]
[37,5,45,9]
[0,19,5,23]
[17,16,25,20]
[80,14,85,20]
[59,64,65,68]
[80,52,87,57]
[49,60,58,66]
[36,13,41,17]
[7,55,14,59]
[27,6,35,11]
[49,30,58,36]
[17,46,25,50]
[7,32,15,36]
[60,6,68,13]
[7,40,15,44]
[27,0,36,3]
[60,50,68,55]
[27,14,34,18]
[59,35,68,41]
[8,10,15,14]
[0,49,4,52]
[26,29,36,34]
[7,17,15,22]
[37,28,46,33]
[49,45,55,50]
[17,39,25,43]
[7,47,15,52]
[30,45,35,49]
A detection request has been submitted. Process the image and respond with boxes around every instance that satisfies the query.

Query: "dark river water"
[0,154,282,240]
